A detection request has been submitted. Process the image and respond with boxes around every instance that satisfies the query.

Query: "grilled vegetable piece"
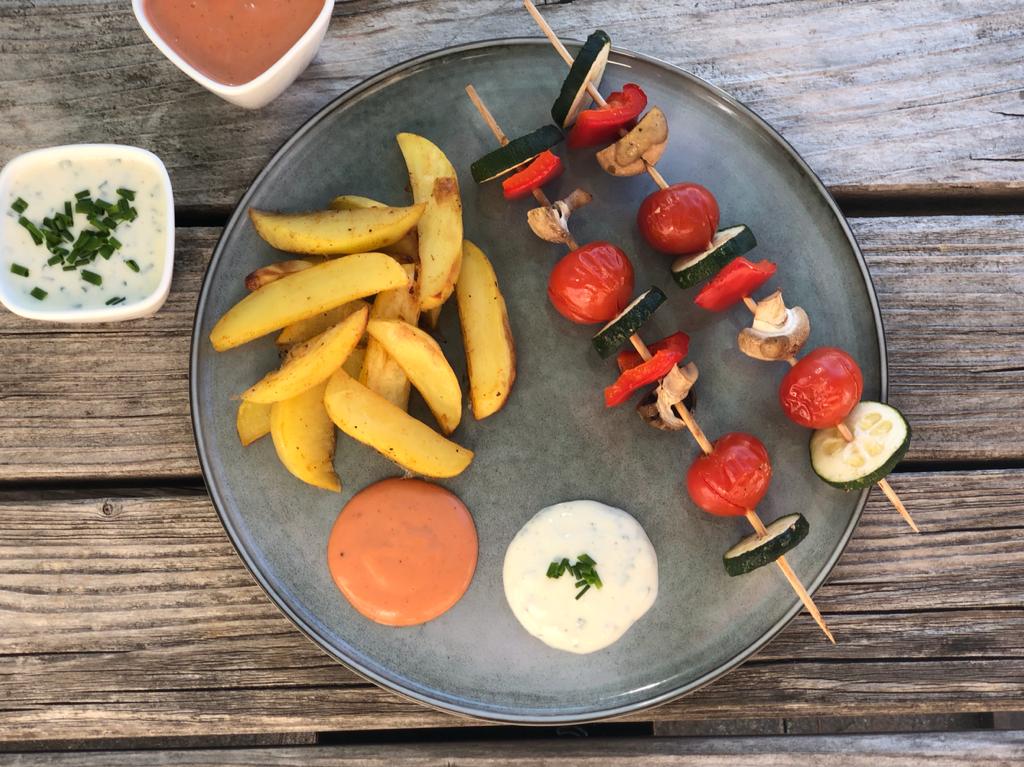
[671,225,757,290]
[591,286,666,358]
[723,513,809,576]
[361,264,420,410]
[270,380,340,493]
[596,106,668,176]
[738,290,811,361]
[470,125,564,183]
[810,402,911,490]
[551,30,612,128]
[527,188,593,245]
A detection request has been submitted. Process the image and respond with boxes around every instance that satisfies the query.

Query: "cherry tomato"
[687,432,773,517]
[779,347,864,429]
[694,257,777,312]
[547,241,635,325]
[637,183,719,255]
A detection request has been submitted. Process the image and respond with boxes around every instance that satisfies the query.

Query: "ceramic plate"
[190,40,885,723]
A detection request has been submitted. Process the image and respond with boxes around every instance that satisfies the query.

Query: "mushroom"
[637,382,697,431]
[526,188,593,245]
[737,290,811,361]
[596,107,669,177]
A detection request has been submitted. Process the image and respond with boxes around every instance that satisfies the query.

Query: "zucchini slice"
[810,401,911,490]
[591,286,666,358]
[470,125,564,183]
[671,225,757,290]
[723,513,809,577]
[551,30,612,129]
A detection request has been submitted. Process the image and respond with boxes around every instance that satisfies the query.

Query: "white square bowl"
[0,144,175,323]
[132,0,336,109]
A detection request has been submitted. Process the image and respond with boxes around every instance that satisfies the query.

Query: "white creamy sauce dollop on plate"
[503,500,658,654]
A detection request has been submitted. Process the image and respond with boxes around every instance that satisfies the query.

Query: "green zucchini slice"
[551,30,612,129]
[591,286,666,358]
[671,225,757,289]
[470,125,564,183]
[810,402,911,490]
[723,513,809,577]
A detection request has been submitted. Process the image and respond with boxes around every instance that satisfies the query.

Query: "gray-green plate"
[190,39,885,723]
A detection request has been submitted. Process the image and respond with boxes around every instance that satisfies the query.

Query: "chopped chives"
[117,197,130,215]
[546,562,560,579]
[47,254,63,266]
[62,265,77,271]
[74,190,91,200]
[11,197,28,214]
[30,287,47,301]
[101,216,117,230]
[99,244,115,260]
[18,216,43,245]
[10,264,29,277]
[125,258,140,272]
[105,296,125,306]
[574,584,591,600]
[64,201,73,217]
[116,188,136,200]
[108,236,122,250]
[81,270,102,286]
[75,200,96,214]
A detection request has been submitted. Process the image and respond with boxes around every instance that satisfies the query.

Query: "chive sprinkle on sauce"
[9,264,28,278]
[11,197,28,214]
[30,287,47,301]
[545,553,603,599]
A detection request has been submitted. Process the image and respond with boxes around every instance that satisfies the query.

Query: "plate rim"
[189,37,887,724]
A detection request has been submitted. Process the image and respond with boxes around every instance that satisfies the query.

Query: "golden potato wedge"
[324,368,473,478]
[237,400,272,446]
[245,258,321,291]
[396,133,463,310]
[456,240,516,420]
[249,203,425,256]
[210,252,407,351]
[360,264,419,409]
[329,195,419,262]
[242,305,368,404]
[276,299,370,349]
[270,380,340,492]
[367,319,462,435]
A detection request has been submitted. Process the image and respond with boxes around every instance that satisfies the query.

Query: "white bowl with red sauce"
[132,0,335,109]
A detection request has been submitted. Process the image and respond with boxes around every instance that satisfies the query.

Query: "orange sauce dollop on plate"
[142,0,326,86]
[327,478,478,627]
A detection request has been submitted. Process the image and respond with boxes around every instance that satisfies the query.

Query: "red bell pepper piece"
[567,83,648,149]
[501,150,564,200]
[616,331,690,373]
[604,349,684,407]
[694,257,777,312]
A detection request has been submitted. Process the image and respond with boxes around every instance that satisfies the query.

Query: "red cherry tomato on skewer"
[547,241,635,325]
[779,347,864,429]
[687,432,772,517]
[637,183,719,255]
[694,257,777,312]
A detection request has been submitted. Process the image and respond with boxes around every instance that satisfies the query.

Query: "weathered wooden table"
[2,1,1022,764]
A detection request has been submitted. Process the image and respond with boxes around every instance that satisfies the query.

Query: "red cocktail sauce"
[327,478,478,627]
[141,0,325,86]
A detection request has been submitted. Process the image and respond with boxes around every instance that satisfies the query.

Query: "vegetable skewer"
[466,85,834,643]
[525,2,914,534]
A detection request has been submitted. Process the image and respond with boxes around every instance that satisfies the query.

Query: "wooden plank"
[1,470,1021,741]
[5,732,1024,766]
[1,215,1021,482]
[0,1,1021,209]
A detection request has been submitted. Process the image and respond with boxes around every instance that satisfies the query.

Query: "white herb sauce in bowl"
[0,144,173,322]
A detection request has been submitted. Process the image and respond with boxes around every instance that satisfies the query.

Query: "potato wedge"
[276,299,370,350]
[324,368,473,478]
[396,133,463,310]
[245,258,320,291]
[342,347,366,378]
[367,319,462,435]
[329,195,418,262]
[270,380,339,492]
[210,252,407,351]
[361,264,419,409]
[249,204,425,256]
[242,305,368,403]
[456,240,516,420]
[237,400,272,446]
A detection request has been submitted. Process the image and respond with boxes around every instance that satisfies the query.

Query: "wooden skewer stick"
[746,511,835,643]
[467,82,833,642]
[836,421,919,533]
[522,0,670,191]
